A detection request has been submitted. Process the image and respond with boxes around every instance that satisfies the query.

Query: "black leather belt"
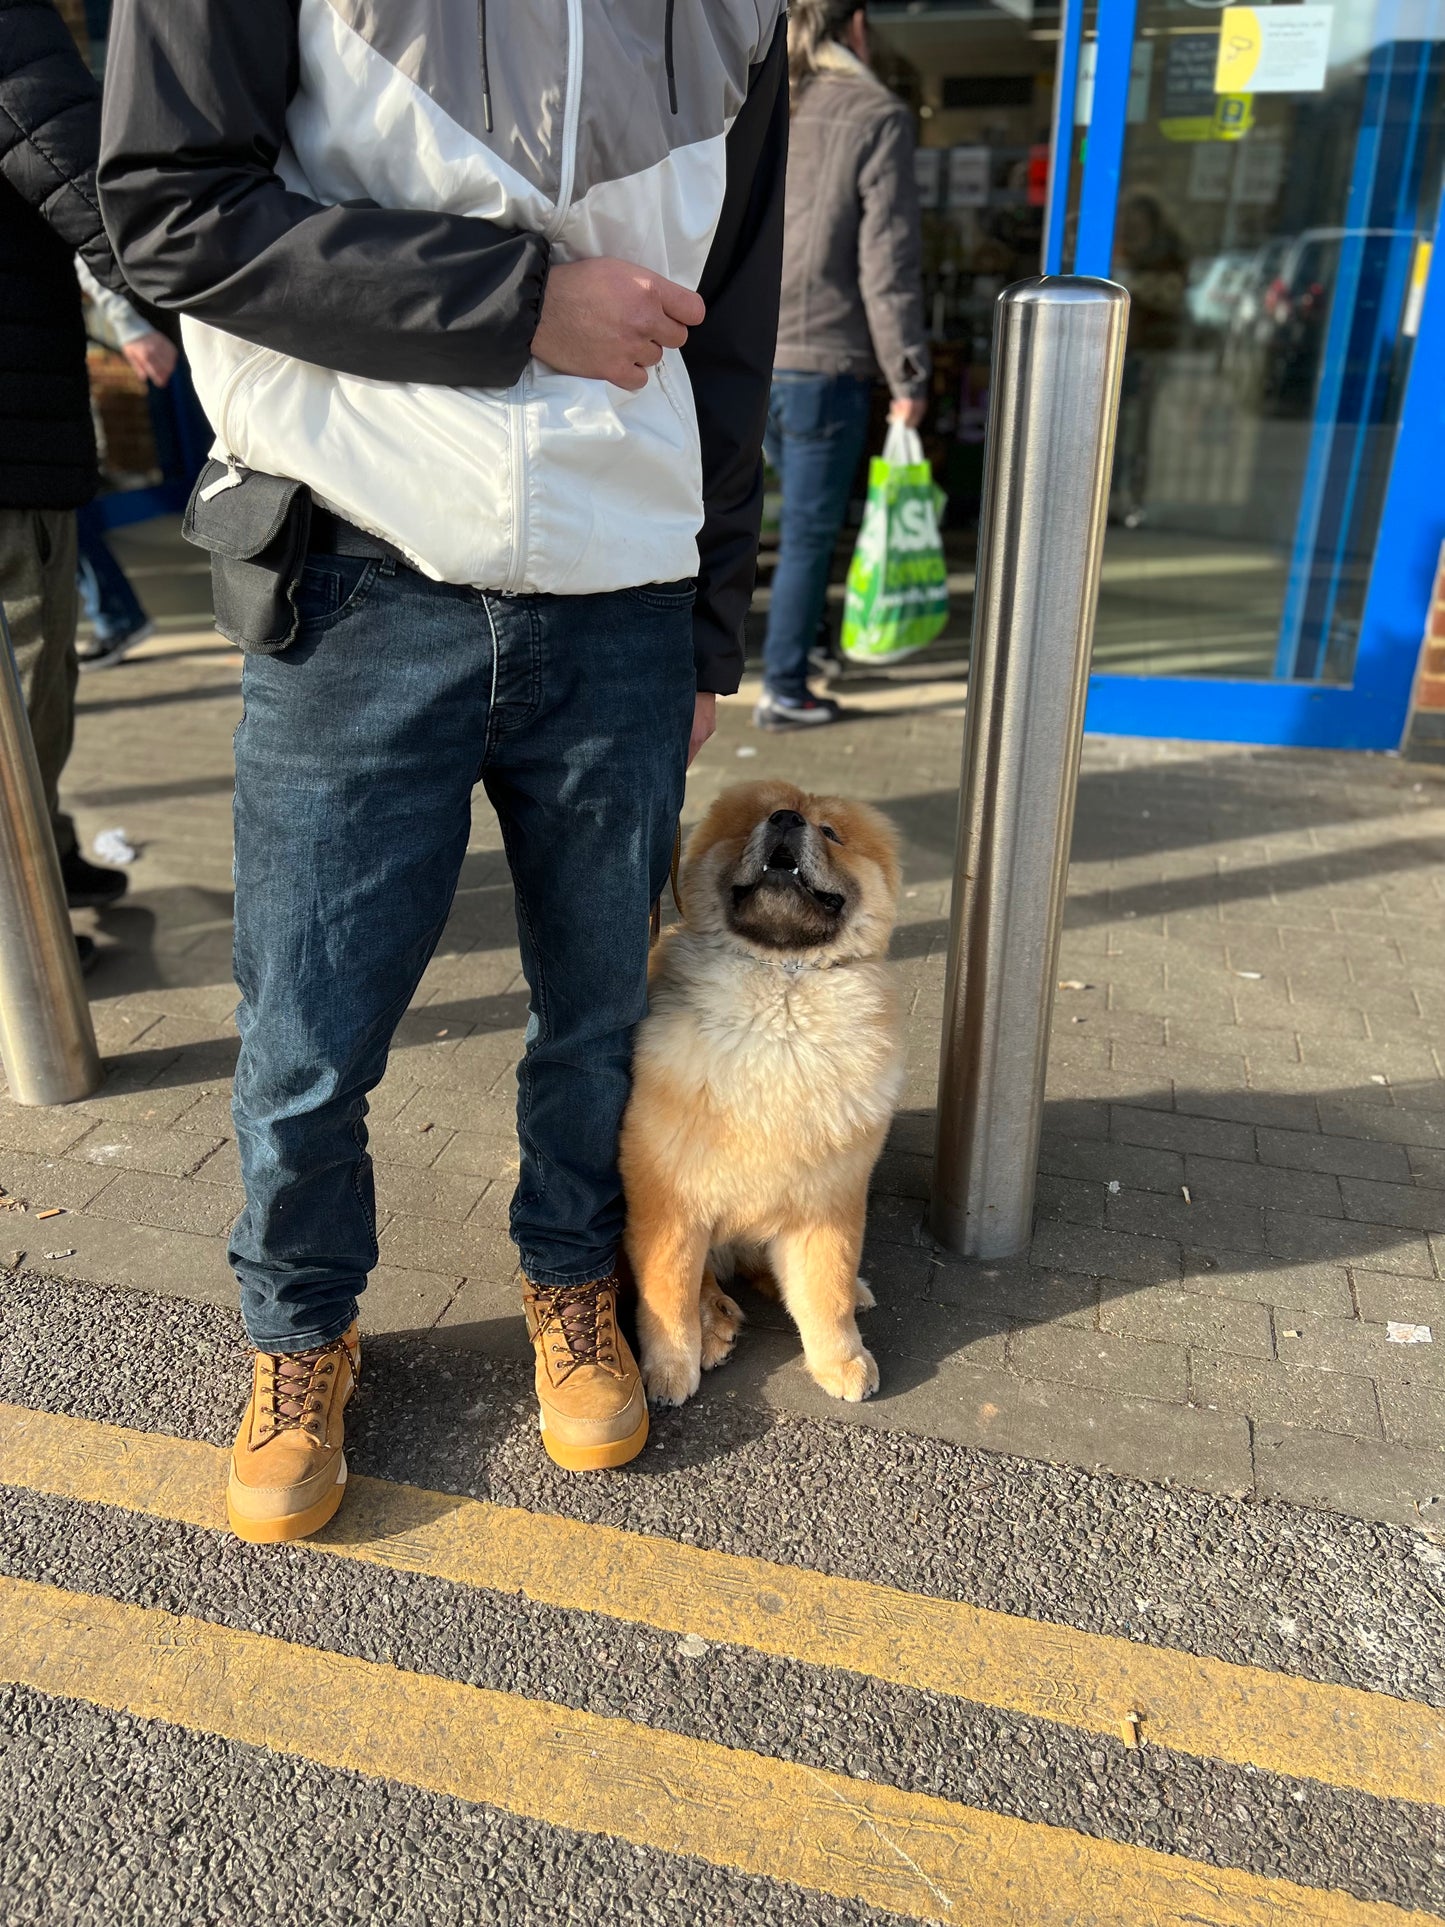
[309,505,408,567]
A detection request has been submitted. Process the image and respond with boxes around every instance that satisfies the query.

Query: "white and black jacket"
[98,0,788,691]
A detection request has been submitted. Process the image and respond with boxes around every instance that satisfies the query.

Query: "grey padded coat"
[774,44,929,400]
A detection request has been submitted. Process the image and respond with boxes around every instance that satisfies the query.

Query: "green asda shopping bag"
[840,422,948,664]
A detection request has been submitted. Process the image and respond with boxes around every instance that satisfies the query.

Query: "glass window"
[1072,0,1445,684]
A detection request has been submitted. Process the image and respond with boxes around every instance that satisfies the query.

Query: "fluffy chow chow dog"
[620,780,903,1406]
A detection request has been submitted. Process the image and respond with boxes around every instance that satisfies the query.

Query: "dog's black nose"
[768,809,806,830]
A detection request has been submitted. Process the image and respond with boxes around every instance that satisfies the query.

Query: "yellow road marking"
[0,1574,1426,1927]
[2,1401,1442,1810]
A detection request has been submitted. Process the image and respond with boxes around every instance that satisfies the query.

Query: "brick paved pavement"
[4,592,1445,1533]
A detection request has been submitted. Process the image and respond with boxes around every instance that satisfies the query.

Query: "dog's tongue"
[765,843,798,873]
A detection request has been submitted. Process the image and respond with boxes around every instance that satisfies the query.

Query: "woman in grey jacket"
[756,0,929,729]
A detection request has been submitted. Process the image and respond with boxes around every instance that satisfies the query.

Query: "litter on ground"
[93,827,137,864]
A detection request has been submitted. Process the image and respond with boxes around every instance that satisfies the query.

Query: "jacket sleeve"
[97,0,550,387]
[680,16,788,696]
[0,0,126,292]
[76,258,153,346]
[857,105,930,401]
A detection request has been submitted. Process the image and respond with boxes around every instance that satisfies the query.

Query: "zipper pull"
[199,460,246,503]
[198,460,246,504]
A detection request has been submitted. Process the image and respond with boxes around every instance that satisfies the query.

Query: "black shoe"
[61,848,128,909]
[753,689,843,731]
[75,933,98,975]
[76,619,155,671]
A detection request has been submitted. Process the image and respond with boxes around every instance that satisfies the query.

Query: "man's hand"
[687,693,716,768]
[888,396,927,430]
[533,259,706,391]
[122,331,178,388]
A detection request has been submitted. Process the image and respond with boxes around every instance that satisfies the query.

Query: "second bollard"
[0,606,102,1106]
[930,276,1128,1259]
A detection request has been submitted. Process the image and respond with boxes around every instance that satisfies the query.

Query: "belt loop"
[379,557,398,576]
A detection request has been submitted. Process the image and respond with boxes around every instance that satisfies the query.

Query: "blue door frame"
[1043,0,1445,751]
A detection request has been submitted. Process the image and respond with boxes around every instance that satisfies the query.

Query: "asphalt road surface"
[2,1268,1443,1924]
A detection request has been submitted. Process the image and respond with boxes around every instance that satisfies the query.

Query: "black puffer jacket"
[0,0,124,508]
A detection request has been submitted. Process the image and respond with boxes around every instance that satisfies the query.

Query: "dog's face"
[680,782,900,964]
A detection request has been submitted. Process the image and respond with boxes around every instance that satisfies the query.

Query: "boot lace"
[252,1336,352,1445]
[530,1277,624,1382]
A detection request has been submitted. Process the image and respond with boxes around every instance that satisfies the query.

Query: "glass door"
[1053,0,1445,750]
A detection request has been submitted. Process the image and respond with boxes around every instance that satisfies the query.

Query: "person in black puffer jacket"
[0,0,136,935]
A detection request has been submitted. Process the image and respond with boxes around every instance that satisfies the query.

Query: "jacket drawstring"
[665,0,678,113]
[478,0,494,132]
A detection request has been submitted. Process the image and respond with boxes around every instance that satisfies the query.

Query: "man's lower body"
[0,508,127,956]
[225,545,694,1539]
[757,370,872,730]
[75,500,154,669]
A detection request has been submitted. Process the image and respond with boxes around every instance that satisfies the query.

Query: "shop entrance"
[871,0,1445,751]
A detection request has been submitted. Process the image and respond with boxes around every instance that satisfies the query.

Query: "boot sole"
[226,1466,348,1544]
[540,1406,650,1471]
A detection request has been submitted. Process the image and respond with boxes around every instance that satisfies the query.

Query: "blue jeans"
[75,501,148,641]
[228,552,695,1350]
[762,371,873,700]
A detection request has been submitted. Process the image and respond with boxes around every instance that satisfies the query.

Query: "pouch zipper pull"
[199,461,246,504]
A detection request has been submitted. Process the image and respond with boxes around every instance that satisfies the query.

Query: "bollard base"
[927,1195,1032,1264]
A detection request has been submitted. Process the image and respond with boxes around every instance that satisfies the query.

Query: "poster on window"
[945,147,990,209]
[1187,143,1234,203]
[1215,6,1332,94]
[914,147,942,210]
[1234,137,1286,204]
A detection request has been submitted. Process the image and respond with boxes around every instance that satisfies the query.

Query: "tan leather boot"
[523,1275,649,1470]
[226,1323,360,1543]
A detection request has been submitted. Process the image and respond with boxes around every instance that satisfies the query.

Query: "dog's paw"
[854,1275,876,1311]
[699,1282,745,1371]
[808,1347,879,1403]
[642,1349,702,1407]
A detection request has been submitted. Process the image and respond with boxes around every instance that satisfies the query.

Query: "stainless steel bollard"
[930,277,1128,1258]
[0,605,102,1105]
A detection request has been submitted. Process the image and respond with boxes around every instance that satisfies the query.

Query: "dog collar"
[693,935,854,975]
[747,952,849,976]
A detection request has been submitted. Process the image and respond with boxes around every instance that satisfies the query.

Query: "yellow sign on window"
[1215,6,1332,95]
[1213,94,1254,140]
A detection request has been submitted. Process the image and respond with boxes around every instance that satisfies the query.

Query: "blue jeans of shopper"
[762,371,873,701]
[228,553,695,1351]
[75,501,148,640]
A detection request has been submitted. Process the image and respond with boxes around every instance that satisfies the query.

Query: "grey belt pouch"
[182,460,312,655]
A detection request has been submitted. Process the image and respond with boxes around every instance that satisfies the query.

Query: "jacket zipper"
[196,344,272,497]
[546,0,584,242]
[503,364,530,594]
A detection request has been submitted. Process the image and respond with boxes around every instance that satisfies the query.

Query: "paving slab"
[4,628,1443,1528]
[1253,1424,1445,1532]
